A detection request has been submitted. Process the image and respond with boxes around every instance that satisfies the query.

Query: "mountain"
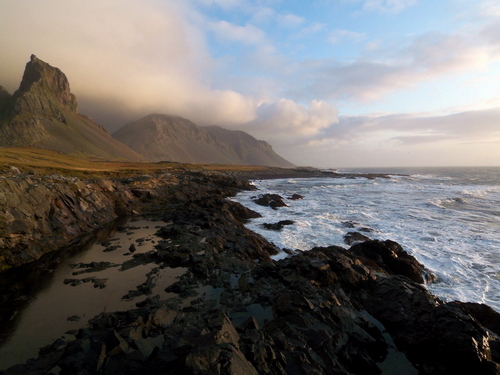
[0,55,145,161]
[112,114,295,167]
[204,125,295,168]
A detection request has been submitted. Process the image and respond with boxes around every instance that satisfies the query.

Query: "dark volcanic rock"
[344,231,371,245]
[450,301,500,336]
[349,239,436,284]
[252,193,288,209]
[364,276,500,375]
[2,170,500,375]
[262,220,295,231]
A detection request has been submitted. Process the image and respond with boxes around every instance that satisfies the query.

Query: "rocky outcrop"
[0,168,254,270]
[0,55,145,161]
[2,171,500,374]
[112,114,295,168]
[350,239,436,284]
[252,193,288,209]
[13,54,78,116]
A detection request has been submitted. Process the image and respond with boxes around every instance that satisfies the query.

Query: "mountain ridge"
[0,55,294,167]
[112,114,295,167]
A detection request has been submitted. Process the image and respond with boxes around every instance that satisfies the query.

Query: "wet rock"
[344,231,371,245]
[287,194,304,200]
[450,301,500,336]
[364,275,500,375]
[261,220,295,231]
[349,239,435,284]
[227,201,261,222]
[252,194,288,209]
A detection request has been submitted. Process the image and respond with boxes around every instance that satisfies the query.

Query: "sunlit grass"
[0,147,282,178]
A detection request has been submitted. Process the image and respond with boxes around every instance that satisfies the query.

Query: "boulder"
[349,239,435,284]
[252,194,288,209]
[262,220,294,231]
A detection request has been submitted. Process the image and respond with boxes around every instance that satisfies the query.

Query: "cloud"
[285,19,500,103]
[240,99,339,144]
[361,0,418,14]
[328,29,366,44]
[210,21,267,45]
[293,23,326,39]
[276,14,305,28]
[321,108,500,146]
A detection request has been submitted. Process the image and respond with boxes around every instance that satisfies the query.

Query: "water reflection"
[0,217,185,370]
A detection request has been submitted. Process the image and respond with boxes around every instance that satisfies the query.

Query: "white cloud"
[210,21,267,45]
[241,99,339,144]
[293,22,326,39]
[362,0,418,14]
[328,29,366,44]
[276,14,305,28]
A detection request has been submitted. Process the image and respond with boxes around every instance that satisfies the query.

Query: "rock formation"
[0,55,145,161]
[112,114,295,167]
[1,169,500,374]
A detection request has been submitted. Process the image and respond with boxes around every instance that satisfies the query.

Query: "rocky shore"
[2,168,500,374]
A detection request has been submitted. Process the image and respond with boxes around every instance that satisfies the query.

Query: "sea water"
[232,167,500,311]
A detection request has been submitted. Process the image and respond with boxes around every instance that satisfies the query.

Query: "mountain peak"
[0,56,145,161]
[14,54,78,114]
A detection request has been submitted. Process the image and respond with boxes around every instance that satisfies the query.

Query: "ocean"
[232,166,500,311]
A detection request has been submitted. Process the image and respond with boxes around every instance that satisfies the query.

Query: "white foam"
[235,169,500,311]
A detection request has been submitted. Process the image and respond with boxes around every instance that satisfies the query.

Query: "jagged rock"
[252,194,288,209]
[262,220,295,231]
[3,170,500,375]
[450,301,500,335]
[344,231,371,245]
[349,239,435,284]
[0,55,144,160]
[364,276,500,375]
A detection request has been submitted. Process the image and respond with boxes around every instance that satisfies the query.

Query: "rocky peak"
[13,54,78,115]
[0,85,10,100]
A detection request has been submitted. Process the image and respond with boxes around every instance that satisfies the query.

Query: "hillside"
[204,125,295,168]
[113,113,295,167]
[0,55,145,161]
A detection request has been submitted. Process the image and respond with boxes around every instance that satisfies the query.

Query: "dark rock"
[450,301,500,336]
[252,194,288,209]
[344,231,371,245]
[287,194,304,200]
[364,275,500,375]
[227,201,262,222]
[349,239,435,284]
[262,220,295,231]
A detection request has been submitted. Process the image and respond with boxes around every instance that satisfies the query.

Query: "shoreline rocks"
[1,170,500,374]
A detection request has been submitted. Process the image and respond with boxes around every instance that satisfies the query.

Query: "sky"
[1,0,500,168]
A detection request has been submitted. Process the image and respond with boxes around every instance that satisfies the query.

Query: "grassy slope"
[0,147,277,179]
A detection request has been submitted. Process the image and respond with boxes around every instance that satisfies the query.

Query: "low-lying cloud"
[1,0,500,167]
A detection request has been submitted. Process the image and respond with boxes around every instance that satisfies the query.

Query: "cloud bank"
[1,0,500,167]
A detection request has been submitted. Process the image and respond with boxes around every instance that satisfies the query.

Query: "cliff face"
[0,172,137,268]
[0,55,145,161]
[14,54,78,116]
[113,114,295,167]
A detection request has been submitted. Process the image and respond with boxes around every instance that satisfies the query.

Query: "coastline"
[1,168,500,374]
